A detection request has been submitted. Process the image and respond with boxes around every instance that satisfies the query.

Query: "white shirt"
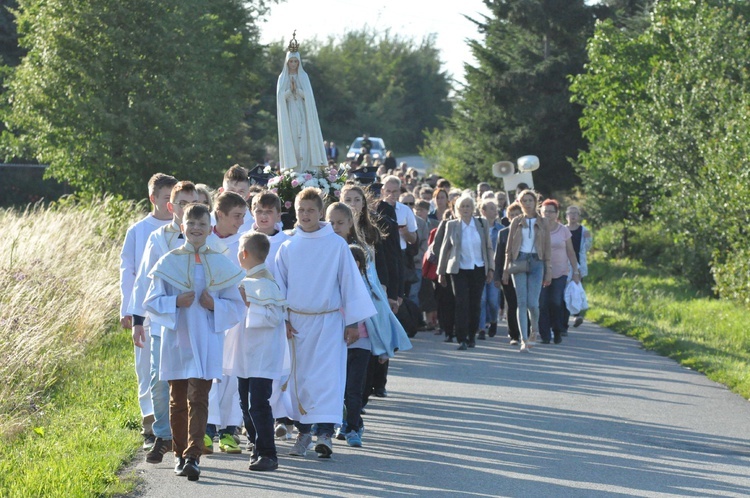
[459,218,484,270]
[119,214,171,318]
[520,218,537,254]
[394,201,418,250]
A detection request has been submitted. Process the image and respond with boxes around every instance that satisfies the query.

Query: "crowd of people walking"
[119,159,591,482]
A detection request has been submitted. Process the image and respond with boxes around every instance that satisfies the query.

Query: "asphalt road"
[126,321,750,497]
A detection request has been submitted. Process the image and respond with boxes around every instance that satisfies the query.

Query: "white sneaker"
[274,422,288,439]
[285,424,294,440]
[314,434,333,458]
[289,432,312,457]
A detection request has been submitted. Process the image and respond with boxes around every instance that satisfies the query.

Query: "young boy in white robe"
[275,187,377,458]
[215,164,255,233]
[205,191,249,454]
[249,192,293,440]
[129,181,199,464]
[120,173,177,449]
[224,232,287,471]
[144,203,245,482]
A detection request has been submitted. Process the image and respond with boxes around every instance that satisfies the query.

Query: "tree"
[571,0,750,298]
[2,0,267,198]
[434,0,601,194]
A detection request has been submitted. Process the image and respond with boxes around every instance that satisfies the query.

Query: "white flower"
[267,176,281,187]
[303,179,318,188]
[263,165,272,174]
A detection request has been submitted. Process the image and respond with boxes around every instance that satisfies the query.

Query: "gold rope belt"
[288,308,339,316]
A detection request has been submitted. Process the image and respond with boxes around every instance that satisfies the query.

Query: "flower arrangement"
[266,167,348,210]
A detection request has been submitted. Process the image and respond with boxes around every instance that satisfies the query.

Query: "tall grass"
[0,196,142,438]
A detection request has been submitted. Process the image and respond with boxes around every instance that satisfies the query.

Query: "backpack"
[421,227,439,281]
[396,298,421,338]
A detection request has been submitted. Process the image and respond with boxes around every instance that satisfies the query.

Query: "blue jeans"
[407,268,422,306]
[238,377,276,460]
[539,275,568,341]
[479,282,500,329]
[511,253,544,342]
[149,334,171,440]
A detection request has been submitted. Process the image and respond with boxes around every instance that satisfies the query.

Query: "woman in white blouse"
[433,193,495,350]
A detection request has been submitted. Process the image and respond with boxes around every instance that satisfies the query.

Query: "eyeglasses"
[402,201,415,206]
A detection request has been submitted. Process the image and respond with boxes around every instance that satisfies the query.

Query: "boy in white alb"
[215,164,255,233]
[120,173,177,448]
[130,181,199,464]
[224,232,287,471]
[144,203,245,482]
[249,192,293,438]
[275,187,377,458]
[205,191,249,454]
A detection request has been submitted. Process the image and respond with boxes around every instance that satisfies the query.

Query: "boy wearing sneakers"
[275,187,376,458]
[249,192,294,441]
[144,203,245,481]
[120,173,177,449]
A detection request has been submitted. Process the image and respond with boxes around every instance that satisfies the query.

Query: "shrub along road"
[127,322,750,497]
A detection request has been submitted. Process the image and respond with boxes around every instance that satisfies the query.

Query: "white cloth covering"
[145,243,245,381]
[276,51,327,171]
[248,227,294,420]
[224,264,287,379]
[120,214,171,318]
[275,222,376,423]
[207,229,246,430]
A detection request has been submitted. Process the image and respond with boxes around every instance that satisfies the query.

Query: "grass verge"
[585,253,750,399]
[0,329,142,497]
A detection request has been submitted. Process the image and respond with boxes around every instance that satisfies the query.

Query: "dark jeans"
[434,280,455,337]
[363,356,388,407]
[539,275,568,341]
[345,348,370,433]
[500,280,521,341]
[450,266,486,344]
[238,377,276,460]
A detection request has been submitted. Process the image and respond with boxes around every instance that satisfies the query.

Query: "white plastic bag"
[564,280,589,315]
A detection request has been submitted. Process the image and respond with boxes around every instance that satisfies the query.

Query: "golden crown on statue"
[287,30,299,53]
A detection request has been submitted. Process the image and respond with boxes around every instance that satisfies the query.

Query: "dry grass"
[0,196,142,438]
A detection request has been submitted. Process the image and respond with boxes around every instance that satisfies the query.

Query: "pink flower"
[328,174,337,182]
[271,188,278,194]
[334,190,341,198]
[304,173,313,181]
[284,201,292,209]
[291,179,299,187]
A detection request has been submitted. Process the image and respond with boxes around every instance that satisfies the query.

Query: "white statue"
[276,32,328,172]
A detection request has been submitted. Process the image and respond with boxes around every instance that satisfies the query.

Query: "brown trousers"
[168,378,213,459]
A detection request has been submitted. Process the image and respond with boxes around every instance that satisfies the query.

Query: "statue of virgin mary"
[276,32,328,171]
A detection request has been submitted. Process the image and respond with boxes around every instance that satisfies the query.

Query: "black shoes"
[468,340,476,348]
[146,438,172,464]
[182,457,200,481]
[477,330,486,340]
[174,457,185,475]
[457,342,468,350]
[249,456,279,471]
[541,339,551,344]
[488,322,498,338]
[374,388,387,398]
[554,336,563,344]
[444,336,454,343]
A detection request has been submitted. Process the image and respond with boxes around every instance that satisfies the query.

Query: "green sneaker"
[202,434,214,455]
[219,433,241,453]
